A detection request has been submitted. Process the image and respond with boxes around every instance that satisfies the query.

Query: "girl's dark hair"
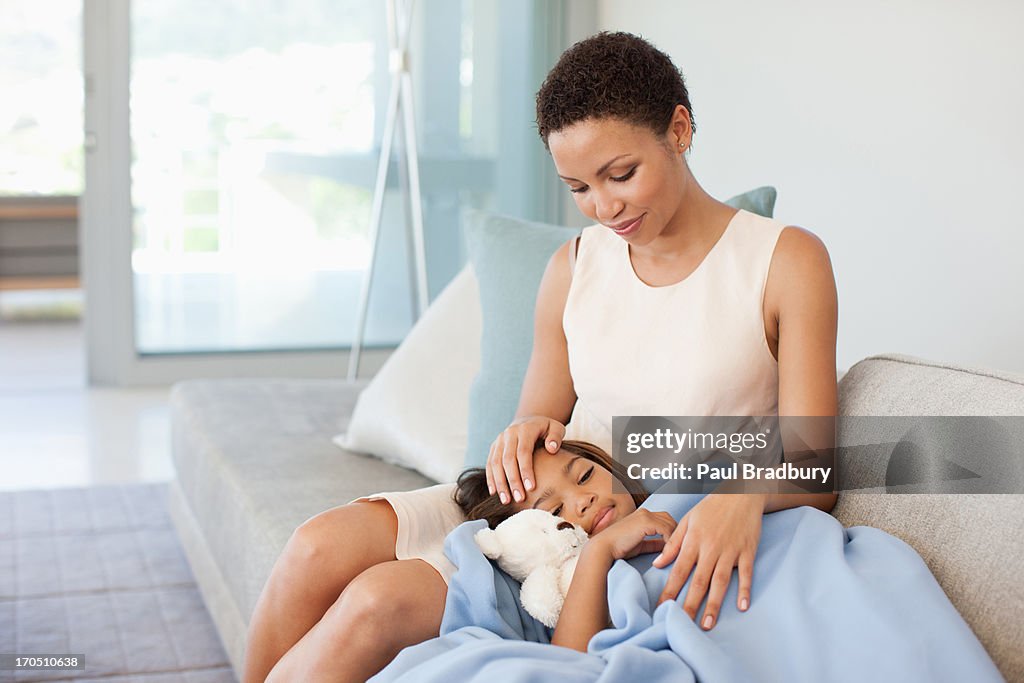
[535,31,695,150]
[453,439,648,529]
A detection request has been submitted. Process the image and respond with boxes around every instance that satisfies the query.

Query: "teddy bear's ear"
[474,527,503,560]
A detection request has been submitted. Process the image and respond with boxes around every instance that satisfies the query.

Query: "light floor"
[0,319,173,492]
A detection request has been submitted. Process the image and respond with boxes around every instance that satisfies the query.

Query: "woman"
[243,31,838,683]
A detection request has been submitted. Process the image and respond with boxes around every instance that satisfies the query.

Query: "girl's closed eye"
[550,466,595,515]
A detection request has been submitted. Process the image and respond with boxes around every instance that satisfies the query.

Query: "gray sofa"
[168,353,1024,682]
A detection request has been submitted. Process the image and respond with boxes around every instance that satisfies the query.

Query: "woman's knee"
[285,500,398,571]
[329,561,446,647]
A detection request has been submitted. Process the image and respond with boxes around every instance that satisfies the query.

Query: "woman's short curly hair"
[535,31,695,150]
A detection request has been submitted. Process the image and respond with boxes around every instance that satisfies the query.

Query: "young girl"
[456,439,678,652]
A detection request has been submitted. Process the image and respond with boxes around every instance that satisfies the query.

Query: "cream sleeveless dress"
[357,208,785,584]
[562,208,784,452]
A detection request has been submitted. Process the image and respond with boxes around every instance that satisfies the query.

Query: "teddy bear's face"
[474,509,589,581]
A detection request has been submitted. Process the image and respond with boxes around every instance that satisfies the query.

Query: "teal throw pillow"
[726,185,776,218]
[463,210,580,468]
[462,187,777,469]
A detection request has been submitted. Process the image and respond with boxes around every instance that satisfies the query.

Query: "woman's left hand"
[651,493,765,631]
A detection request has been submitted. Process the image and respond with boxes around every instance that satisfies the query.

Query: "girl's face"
[547,113,689,248]
[513,448,637,536]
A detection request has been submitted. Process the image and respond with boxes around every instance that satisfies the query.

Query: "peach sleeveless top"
[562,209,785,454]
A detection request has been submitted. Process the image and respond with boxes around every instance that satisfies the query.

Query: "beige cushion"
[834,353,1024,681]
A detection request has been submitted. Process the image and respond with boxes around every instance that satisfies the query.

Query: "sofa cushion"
[334,265,481,484]
[169,379,435,638]
[834,353,1024,682]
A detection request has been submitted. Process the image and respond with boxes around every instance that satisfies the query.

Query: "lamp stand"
[347,0,428,382]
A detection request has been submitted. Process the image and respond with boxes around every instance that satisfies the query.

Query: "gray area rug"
[0,483,236,682]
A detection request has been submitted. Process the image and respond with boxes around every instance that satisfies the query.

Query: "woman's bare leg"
[241,500,399,683]
[265,559,447,683]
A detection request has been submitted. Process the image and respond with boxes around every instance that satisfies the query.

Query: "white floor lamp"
[348,0,428,382]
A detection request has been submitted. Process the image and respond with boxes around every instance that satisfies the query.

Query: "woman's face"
[548,115,688,247]
[513,447,637,536]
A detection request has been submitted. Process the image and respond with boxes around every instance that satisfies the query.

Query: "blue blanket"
[372,492,1001,682]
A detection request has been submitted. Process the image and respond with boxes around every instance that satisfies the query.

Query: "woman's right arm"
[486,238,578,504]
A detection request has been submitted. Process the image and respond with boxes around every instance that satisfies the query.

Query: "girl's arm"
[551,510,677,652]
[549,542,615,651]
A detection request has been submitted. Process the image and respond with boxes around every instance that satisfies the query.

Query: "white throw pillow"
[334,264,481,483]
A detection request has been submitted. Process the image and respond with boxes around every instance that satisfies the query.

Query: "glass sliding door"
[129,2,399,353]
[83,0,579,384]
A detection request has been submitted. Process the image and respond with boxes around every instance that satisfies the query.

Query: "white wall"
[596,0,1024,375]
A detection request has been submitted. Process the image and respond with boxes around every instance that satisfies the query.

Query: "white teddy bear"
[474,508,589,628]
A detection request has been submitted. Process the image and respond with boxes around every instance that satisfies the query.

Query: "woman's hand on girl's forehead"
[486,416,566,505]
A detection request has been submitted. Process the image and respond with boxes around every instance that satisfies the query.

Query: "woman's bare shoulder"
[538,237,579,301]
[776,225,831,264]
[765,226,836,313]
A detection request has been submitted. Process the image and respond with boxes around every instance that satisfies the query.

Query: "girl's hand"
[587,509,677,562]
[651,493,764,631]
[486,416,566,505]
[552,510,673,652]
